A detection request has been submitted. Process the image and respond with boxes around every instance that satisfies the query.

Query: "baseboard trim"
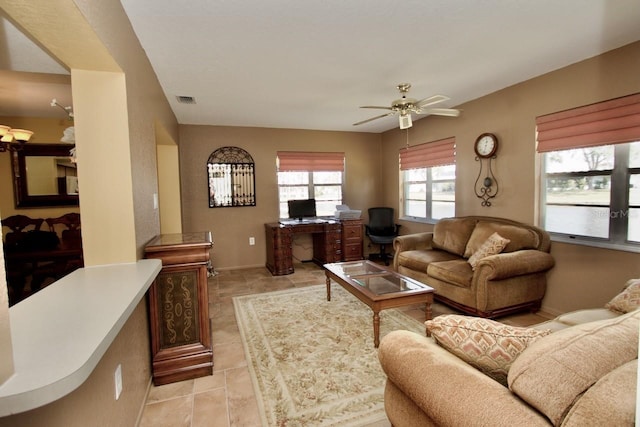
[135,377,153,427]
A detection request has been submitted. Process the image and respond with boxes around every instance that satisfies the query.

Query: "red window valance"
[399,137,456,170]
[277,151,344,172]
[536,93,640,153]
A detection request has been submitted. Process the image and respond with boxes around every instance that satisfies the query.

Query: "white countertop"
[0,259,161,416]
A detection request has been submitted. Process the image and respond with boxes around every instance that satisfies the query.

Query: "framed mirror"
[11,143,79,207]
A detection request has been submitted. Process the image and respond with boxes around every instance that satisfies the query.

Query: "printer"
[334,204,362,220]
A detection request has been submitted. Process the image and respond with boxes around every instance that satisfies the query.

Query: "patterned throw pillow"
[467,232,510,270]
[426,314,552,386]
[605,279,640,314]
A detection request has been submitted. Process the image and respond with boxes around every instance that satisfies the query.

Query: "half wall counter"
[0,260,162,416]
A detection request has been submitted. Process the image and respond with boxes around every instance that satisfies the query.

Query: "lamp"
[0,125,34,152]
[399,113,412,130]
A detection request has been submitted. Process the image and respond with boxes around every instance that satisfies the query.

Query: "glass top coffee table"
[324,260,434,348]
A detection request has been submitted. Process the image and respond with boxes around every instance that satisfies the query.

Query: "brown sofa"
[378,280,640,426]
[393,216,555,318]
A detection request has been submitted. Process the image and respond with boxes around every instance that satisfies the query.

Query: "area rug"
[233,283,426,427]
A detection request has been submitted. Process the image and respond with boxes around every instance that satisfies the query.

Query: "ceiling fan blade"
[423,108,461,117]
[359,105,393,110]
[415,95,449,108]
[353,112,394,126]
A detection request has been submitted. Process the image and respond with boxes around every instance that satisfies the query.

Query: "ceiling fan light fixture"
[399,114,412,130]
[354,83,459,129]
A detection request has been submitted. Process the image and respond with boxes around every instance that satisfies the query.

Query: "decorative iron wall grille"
[207,146,256,207]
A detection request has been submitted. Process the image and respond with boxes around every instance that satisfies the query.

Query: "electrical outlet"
[114,364,123,400]
[249,237,255,246]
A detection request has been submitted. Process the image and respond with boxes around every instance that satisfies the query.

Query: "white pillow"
[467,232,510,270]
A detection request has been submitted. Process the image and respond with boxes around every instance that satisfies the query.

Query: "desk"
[265,219,363,275]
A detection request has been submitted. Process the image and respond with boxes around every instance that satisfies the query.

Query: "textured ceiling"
[2,1,640,132]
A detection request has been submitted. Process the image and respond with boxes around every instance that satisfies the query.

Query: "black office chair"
[365,207,401,265]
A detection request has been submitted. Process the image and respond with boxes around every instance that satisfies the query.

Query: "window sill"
[550,234,640,253]
[399,216,438,225]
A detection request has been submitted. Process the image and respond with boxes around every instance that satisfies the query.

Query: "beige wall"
[0,0,177,425]
[380,41,640,315]
[71,0,179,257]
[179,125,381,269]
[0,247,12,385]
[156,122,183,234]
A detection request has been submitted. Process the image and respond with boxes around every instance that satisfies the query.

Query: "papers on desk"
[334,205,361,219]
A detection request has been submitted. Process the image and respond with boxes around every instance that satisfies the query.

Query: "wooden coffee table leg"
[425,300,433,320]
[326,275,331,301]
[373,311,380,348]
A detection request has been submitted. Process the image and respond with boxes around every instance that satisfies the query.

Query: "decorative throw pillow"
[605,279,640,314]
[467,232,510,270]
[425,314,551,386]
[463,221,539,258]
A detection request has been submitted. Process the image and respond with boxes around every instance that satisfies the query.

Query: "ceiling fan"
[353,83,460,129]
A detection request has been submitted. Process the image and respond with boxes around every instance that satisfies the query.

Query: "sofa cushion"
[561,359,637,427]
[396,249,459,272]
[425,314,551,386]
[432,217,477,256]
[463,221,539,258]
[508,310,640,426]
[467,232,510,270]
[427,260,474,288]
[605,278,640,314]
[555,308,620,326]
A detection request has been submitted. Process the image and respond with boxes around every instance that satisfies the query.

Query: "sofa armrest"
[393,232,434,269]
[475,250,555,280]
[378,330,549,426]
[393,232,434,252]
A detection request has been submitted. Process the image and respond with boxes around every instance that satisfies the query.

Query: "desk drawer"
[343,242,362,261]
[343,225,362,240]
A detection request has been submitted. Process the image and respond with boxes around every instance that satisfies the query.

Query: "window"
[400,137,456,221]
[207,146,256,207]
[537,93,640,249]
[276,152,344,218]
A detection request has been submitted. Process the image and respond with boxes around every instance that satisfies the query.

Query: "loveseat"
[378,278,640,426]
[393,216,555,318]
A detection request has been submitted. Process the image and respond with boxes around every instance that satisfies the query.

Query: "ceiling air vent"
[176,95,196,104]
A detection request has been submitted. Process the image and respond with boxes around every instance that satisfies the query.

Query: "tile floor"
[138,262,550,427]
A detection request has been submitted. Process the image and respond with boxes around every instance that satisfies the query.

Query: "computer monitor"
[287,199,317,220]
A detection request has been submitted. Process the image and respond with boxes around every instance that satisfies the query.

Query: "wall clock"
[474,133,499,206]
[474,133,499,158]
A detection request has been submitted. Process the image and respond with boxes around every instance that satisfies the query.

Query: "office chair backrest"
[368,207,396,235]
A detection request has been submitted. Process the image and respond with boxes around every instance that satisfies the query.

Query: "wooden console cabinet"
[144,232,213,385]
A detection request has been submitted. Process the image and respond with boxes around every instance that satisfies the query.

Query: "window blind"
[277,151,344,172]
[536,93,640,153]
[399,137,456,170]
